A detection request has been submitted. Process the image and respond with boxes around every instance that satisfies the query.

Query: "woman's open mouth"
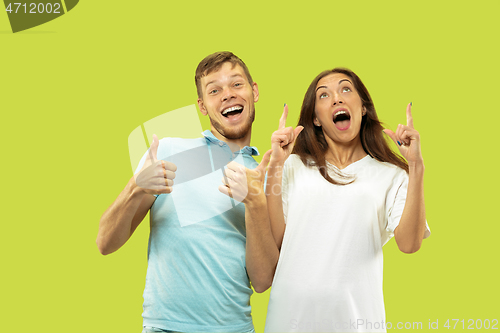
[333,110,351,131]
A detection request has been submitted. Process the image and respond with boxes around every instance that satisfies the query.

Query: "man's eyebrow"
[205,74,244,88]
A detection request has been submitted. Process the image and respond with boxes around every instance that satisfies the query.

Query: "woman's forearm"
[266,162,287,250]
[244,194,280,293]
[394,161,426,253]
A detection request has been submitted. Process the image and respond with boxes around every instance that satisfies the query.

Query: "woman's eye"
[342,87,351,92]
[319,93,328,99]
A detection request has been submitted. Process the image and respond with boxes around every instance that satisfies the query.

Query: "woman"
[264,68,431,333]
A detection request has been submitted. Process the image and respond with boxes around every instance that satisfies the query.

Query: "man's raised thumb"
[148,134,159,161]
[258,149,273,172]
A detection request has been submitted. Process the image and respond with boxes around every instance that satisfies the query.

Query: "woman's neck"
[324,137,367,169]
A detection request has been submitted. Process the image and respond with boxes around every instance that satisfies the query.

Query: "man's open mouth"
[222,106,244,118]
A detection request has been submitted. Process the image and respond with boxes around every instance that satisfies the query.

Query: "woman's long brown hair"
[292,68,408,185]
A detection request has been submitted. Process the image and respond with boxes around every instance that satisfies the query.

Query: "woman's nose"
[332,93,344,105]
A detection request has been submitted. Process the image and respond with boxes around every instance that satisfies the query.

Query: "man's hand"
[219,150,272,204]
[270,104,303,165]
[134,134,177,195]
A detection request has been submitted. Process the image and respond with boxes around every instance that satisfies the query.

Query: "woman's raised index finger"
[406,102,414,128]
[279,104,289,129]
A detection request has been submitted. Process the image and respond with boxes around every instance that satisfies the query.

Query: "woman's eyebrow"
[316,79,353,92]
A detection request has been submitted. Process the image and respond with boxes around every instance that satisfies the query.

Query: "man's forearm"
[245,194,280,293]
[96,177,151,255]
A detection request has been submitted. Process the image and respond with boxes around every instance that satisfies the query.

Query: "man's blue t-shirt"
[135,130,259,332]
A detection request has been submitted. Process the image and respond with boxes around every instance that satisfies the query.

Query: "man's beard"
[211,108,255,140]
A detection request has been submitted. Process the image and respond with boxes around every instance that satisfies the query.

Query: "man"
[96,52,276,332]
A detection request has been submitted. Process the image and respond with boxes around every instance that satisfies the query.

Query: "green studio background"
[1,1,499,332]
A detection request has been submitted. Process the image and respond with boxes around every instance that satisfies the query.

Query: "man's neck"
[210,127,252,153]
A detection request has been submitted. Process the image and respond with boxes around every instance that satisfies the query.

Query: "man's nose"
[222,87,236,102]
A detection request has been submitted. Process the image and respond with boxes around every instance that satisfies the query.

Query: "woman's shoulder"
[366,156,408,177]
[282,154,312,179]
[285,154,318,171]
[285,154,304,166]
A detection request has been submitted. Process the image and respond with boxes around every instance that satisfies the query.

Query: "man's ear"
[252,82,259,103]
[198,98,208,116]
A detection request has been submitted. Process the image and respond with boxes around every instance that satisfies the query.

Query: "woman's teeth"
[334,111,350,123]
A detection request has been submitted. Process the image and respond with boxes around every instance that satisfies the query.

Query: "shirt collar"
[202,130,259,156]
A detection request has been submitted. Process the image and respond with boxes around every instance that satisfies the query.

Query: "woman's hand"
[383,103,423,166]
[270,104,304,166]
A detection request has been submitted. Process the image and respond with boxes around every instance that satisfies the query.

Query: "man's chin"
[211,119,252,141]
[223,130,249,140]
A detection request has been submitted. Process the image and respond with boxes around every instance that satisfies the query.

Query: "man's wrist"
[129,176,147,197]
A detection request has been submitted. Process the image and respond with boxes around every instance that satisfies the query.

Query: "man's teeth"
[222,106,243,115]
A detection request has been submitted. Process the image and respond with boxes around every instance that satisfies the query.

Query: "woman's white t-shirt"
[264,154,430,333]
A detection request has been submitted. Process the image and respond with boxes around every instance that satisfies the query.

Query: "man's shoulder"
[158,136,206,145]
[157,136,207,157]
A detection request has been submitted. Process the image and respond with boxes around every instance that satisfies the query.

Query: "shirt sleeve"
[383,169,430,245]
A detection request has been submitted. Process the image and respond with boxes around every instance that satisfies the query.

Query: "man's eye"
[209,89,218,94]
[234,83,242,87]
